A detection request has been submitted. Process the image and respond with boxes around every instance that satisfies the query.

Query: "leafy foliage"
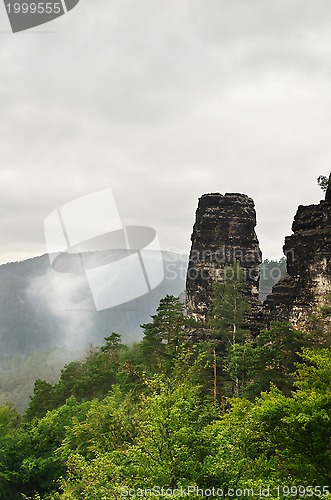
[245,321,308,397]
[317,174,329,192]
[0,291,330,498]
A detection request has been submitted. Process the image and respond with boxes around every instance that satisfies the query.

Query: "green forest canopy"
[0,263,330,499]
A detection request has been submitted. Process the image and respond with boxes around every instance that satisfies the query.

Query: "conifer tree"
[208,261,251,397]
[140,295,186,374]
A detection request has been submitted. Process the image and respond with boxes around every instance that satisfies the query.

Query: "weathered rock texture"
[264,183,331,332]
[186,193,262,322]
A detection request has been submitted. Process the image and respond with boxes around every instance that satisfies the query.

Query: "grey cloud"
[0,0,330,263]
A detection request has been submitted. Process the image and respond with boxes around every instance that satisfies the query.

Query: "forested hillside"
[0,251,188,355]
[0,256,285,411]
[0,265,329,499]
[0,251,187,411]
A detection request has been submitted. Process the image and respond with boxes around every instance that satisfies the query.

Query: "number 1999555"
[276,486,329,497]
[6,3,62,14]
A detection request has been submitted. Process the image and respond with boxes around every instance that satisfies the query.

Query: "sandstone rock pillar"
[186,193,262,322]
[265,180,331,332]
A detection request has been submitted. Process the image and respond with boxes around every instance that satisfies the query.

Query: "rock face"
[186,179,331,334]
[265,183,331,332]
[326,176,331,204]
[186,193,262,322]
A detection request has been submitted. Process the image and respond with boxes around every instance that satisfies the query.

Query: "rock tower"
[265,178,331,332]
[186,193,262,322]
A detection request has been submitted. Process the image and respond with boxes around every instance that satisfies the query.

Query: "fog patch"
[26,268,95,350]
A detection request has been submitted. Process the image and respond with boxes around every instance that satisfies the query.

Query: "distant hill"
[259,258,287,302]
[0,251,189,356]
[0,252,286,356]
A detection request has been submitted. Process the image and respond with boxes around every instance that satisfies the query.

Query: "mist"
[23,250,188,352]
[26,267,95,351]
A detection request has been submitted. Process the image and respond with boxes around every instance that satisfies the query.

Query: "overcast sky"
[0,0,330,265]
